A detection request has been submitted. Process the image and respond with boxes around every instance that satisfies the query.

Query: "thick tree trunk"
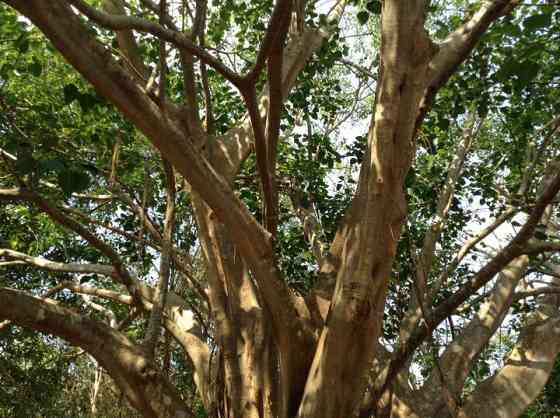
[297,2,434,416]
[192,195,278,418]
[3,1,557,418]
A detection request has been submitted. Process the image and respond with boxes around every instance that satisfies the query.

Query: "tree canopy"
[1,1,560,417]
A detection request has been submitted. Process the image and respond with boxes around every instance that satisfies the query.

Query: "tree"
[522,356,560,418]
[0,0,559,417]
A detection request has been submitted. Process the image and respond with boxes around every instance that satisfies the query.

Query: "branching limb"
[262,0,292,237]
[0,248,114,276]
[0,187,34,202]
[461,288,560,418]
[177,11,204,139]
[408,240,465,418]
[143,158,176,359]
[0,248,213,409]
[64,190,208,306]
[102,0,150,80]
[437,207,516,288]
[0,238,205,331]
[291,0,306,34]
[421,114,482,293]
[61,282,135,306]
[242,86,276,234]
[376,161,560,405]
[465,318,560,417]
[210,4,346,180]
[289,191,329,269]
[400,113,482,344]
[0,186,142,306]
[418,0,521,124]
[81,290,118,328]
[62,205,157,250]
[245,0,293,82]
[67,0,244,86]
[138,0,178,30]
[109,134,121,187]
[514,286,560,301]
[33,192,141,301]
[519,115,560,196]
[237,0,344,235]
[199,42,215,136]
[0,287,194,418]
[415,256,529,417]
[337,58,377,80]
[298,1,433,416]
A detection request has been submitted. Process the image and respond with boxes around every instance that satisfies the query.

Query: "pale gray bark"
[3,1,558,418]
[0,287,193,418]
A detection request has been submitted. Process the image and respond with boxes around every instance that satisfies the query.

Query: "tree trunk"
[2,1,558,418]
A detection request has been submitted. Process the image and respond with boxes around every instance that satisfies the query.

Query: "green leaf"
[438,118,450,131]
[63,83,80,105]
[357,10,369,25]
[39,159,66,174]
[77,93,97,112]
[515,60,540,85]
[0,63,13,79]
[28,58,42,77]
[365,0,381,14]
[57,169,91,194]
[523,13,552,31]
[15,155,36,175]
[497,59,518,79]
[15,34,29,53]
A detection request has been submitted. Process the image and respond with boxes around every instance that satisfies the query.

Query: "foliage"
[1,0,560,417]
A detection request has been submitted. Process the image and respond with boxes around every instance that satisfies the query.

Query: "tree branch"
[0,287,194,418]
[138,0,178,30]
[436,207,516,289]
[290,191,329,269]
[143,158,176,359]
[6,0,288,328]
[29,191,142,302]
[210,9,345,180]
[417,0,521,125]
[399,113,481,344]
[377,162,560,404]
[245,0,293,82]
[242,85,276,235]
[416,256,529,416]
[461,315,560,418]
[0,187,35,202]
[67,0,244,86]
[0,247,213,409]
[0,249,114,276]
[261,0,292,237]
[514,286,560,301]
[102,0,150,80]
[421,114,481,292]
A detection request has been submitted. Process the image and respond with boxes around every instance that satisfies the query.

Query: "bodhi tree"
[1,0,560,417]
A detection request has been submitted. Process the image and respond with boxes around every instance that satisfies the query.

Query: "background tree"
[1,1,560,417]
